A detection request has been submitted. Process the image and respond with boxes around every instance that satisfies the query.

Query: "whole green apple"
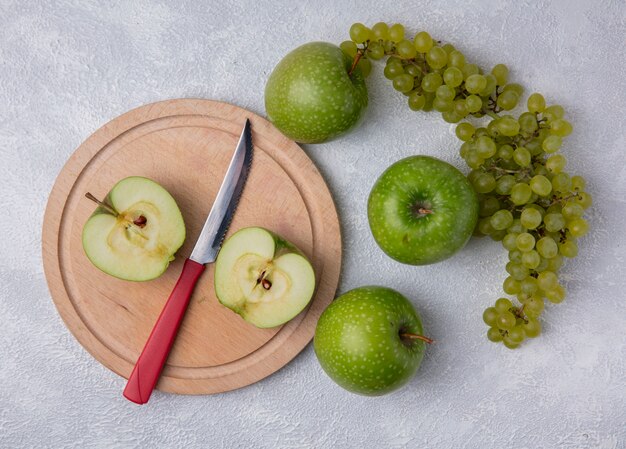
[264,42,368,143]
[314,286,430,396]
[368,155,478,265]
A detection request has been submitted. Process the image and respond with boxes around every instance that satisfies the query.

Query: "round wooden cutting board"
[42,99,342,395]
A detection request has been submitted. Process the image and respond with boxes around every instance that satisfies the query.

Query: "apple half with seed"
[214,227,316,328]
[82,176,186,281]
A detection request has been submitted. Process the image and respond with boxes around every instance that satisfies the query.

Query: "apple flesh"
[265,42,368,144]
[368,155,479,265]
[82,176,186,281]
[214,227,316,328]
[314,286,429,396]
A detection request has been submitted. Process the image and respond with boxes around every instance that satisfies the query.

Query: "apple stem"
[348,49,364,77]
[400,333,434,344]
[85,192,118,216]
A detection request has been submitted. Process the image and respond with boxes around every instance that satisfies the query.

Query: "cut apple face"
[214,227,316,328]
[82,176,186,281]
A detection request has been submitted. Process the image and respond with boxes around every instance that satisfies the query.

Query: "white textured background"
[1,0,625,448]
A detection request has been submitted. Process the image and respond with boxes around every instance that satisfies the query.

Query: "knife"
[123,119,253,404]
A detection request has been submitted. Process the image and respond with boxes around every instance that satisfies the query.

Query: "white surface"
[1,0,625,448]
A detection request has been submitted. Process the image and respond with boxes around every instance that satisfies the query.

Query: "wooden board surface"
[42,99,342,395]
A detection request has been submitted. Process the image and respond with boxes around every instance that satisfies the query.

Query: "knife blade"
[123,119,253,405]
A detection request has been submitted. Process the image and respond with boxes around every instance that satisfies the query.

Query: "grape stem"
[400,333,434,344]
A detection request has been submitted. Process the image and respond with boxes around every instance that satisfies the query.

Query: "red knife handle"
[123,258,205,404]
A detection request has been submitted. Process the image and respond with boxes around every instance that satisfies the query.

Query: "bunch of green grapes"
[342,22,591,349]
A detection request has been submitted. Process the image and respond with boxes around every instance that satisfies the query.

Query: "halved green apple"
[82,176,186,281]
[214,227,316,328]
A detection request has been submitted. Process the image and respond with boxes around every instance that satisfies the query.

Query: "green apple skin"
[368,156,479,265]
[265,42,368,144]
[314,286,426,396]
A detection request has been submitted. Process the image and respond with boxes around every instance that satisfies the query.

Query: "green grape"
[508,219,524,234]
[546,154,566,173]
[535,256,549,273]
[462,63,479,78]
[388,23,405,42]
[536,237,558,258]
[568,218,589,237]
[479,196,500,217]
[522,250,541,269]
[357,59,372,77]
[544,213,565,232]
[511,183,532,205]
[475,127,489,137]
[384,59,404,79]
[498,116,521,136]
[466,95,482,112]
[496,90,519,110]
[442,43,456,54]
[513,147,531,166]
[529,175,552,196]
[396,39,417,59]
[413,31,433,52]
[349,23,371,43]
[520,275,539,293]
[436,85,456,101]
[491,209,514,230]
[502,232,519,251]
[443,67,463,87]
[546,255,563,271]
[522,319,541,338]
[508,249,523,263]
[491,64,509,85]
[503,337,520,349]
[466,151,484,169]
[479,74,497,97]
[518,112,538,134]
[491,229,507,242]
[542,135,562,153]
[426,46,448,69]
[497,144,514,160]
[562,202,584,219]
[393,74,415,93]
[483,307,499,326]
[537,271,558,291]
[473,173,496,193]
[571,175,586,191]
[408,91,426,111]
[487,119,500,136]
[433,97,453,112]
[456,123,475,141]
[527,93,546,113]
[340,40,358,57]
[448,50,466,68]
[503,276,521,294]
[508,326,525,343]
[465,74,487,94]
[487,327,504,342]
[559,240,578,258]
[421,72,443,92]
[508,263,529,281]
[552,172,572,192]
[550,119,573,137]
[545,284,566,303]
[503,83,524,96]
[575,191,593,209]
[520,208,542,229]
[495,175,515,195]
[478,217,495,235]
[497,311,516,330]
[524,296,544,318]
[516,233,536,252]
[543,104,565,121]
[371,22,389,40]
[404,64,421,77]
[453,100,469,118]
[367,42,385,60]
[441,110,462,123]
[476,136,497,158]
